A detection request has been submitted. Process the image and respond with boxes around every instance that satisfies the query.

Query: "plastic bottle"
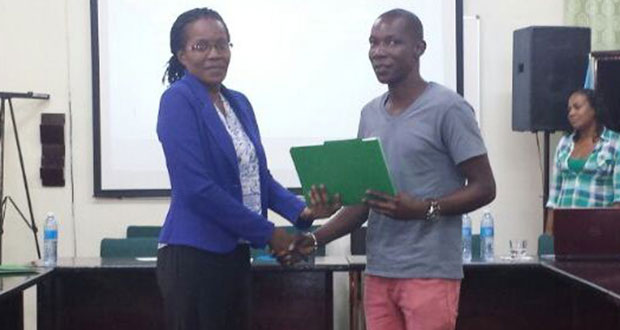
[480,209,494,262]
[43,212,58,266]
[462,214,472,262]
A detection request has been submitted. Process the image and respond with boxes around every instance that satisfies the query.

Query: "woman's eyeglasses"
[189,40,233,53]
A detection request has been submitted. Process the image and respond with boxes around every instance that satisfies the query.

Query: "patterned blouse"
[214,94,262,215]
[547,127,620,208]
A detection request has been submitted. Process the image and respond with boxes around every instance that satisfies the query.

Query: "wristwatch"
[425,199,441,221]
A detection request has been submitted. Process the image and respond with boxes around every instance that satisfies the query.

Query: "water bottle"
[480,209,494,262]
[43,212,58,266]
[462,214,472,262]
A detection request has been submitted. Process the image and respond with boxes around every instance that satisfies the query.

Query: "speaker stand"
[542,131,551,231]
[0,91,49,264]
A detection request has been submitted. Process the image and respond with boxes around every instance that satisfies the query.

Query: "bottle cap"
[46,212,55,218]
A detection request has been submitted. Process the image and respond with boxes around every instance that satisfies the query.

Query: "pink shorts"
[364,274,461,330]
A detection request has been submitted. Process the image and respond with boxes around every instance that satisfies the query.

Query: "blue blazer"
[157,72,307,253]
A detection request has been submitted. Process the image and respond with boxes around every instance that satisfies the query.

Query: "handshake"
[268,228,319,266]
[267,185,341,266]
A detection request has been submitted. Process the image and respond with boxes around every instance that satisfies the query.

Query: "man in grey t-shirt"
[294,8,495,330]
[358,81,488,281]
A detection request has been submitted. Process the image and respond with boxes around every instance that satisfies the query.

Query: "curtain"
[565,0,620,50]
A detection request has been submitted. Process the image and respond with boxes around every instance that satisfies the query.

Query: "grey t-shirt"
[358,82,487,279]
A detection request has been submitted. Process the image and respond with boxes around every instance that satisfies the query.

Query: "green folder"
[290,138,396,205]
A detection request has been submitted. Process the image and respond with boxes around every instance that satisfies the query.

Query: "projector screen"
[91,0,463,197]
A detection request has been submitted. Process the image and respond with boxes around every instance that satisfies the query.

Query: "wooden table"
[36,256,351,330]
[17,255,620,329]
[348,256,620,330]
[0,269,52,330]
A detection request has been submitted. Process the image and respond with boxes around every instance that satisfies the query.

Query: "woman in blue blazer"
[156,8,339,330]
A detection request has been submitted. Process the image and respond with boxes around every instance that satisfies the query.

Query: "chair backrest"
[126,226,161,238]
[350,227,367,255]
[100,237,159,258]
[349,227,482,260]
[538,233,554,256]
[471,234,481,260]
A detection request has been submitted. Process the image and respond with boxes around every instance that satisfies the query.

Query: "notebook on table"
[553,208,620,260]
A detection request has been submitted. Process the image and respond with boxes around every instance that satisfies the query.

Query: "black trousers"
[157,244,251,330]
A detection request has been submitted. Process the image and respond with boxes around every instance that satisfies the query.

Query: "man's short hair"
[378,9,424,41]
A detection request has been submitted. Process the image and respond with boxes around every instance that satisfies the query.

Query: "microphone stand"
[0,91,50,264]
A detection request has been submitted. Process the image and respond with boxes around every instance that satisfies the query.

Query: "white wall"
[1,1,565,329]
[1,0,171,263]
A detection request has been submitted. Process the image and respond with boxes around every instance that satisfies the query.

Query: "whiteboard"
[92,0,462,196]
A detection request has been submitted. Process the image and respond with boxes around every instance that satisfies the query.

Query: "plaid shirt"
[547,127,620,208]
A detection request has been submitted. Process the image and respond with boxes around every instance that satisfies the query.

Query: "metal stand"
[542,131,551,231]
[0,91,49,264]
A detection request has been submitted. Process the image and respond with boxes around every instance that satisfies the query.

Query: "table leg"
[349,270,363,330]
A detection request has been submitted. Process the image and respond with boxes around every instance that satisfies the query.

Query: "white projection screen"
[91,0,463,197]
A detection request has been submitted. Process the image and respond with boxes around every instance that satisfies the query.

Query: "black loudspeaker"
[40,113,65,186]
[512,26,591,132]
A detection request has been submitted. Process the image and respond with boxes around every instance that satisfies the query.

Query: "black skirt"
[157,244,251,330]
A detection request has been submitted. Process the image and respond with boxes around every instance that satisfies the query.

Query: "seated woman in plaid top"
[546,89,620,234]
